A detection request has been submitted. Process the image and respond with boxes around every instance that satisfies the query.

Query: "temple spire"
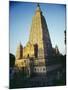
[36,3,41,12]
[37,3,40,8]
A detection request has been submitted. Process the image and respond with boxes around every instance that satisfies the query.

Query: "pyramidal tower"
[29,4,52,61]
[16,4,53,74]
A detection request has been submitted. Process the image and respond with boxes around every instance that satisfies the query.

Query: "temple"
[15,4,59,77]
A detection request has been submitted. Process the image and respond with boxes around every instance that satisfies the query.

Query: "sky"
[9,1,66,55]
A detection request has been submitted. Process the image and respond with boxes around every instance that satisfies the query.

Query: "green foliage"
[10,53,15,67]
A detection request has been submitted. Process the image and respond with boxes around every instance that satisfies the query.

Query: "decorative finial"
[37,3,40,7]
[36,3,41,12]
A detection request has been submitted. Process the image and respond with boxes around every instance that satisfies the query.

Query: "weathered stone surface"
[15,4,53,74]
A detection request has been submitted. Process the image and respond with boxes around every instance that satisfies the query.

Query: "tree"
[10,53,15,68]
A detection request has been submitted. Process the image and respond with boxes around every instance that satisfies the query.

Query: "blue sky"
[9,1,66,55]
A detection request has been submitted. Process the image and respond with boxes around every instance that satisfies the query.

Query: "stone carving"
[15,4,56,75]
